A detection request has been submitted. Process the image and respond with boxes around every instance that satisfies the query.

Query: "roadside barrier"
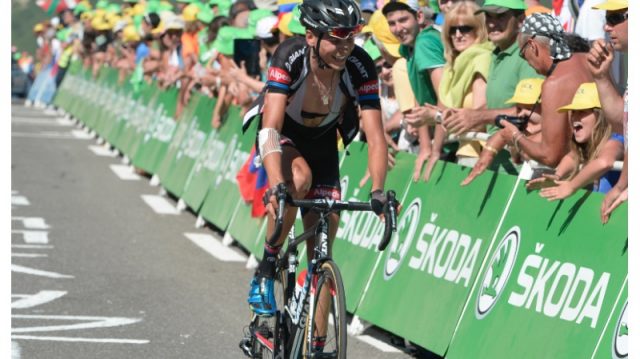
[53,63,628,358]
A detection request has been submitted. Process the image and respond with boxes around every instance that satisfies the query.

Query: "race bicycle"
[239,185,398,358]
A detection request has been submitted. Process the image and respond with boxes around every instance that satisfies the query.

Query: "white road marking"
[11,264,74,279]
[355,335,402,353]
[12,291,67,309]
[56,117,74,126]
[12,253,49,258]
[12,230,49,244]
[12,314,144,333]
[12,217,50,229]
[12,244,53,249]
[11,335,149,344]
[141,195,180,215]
[11,196,30,206]
[71,129,93,139]
[12,132,77,139]
[185,233,247,262]
[11,118,68,126]
[110,164,141,181]
[11,341,20,359]
[89,145,117,157]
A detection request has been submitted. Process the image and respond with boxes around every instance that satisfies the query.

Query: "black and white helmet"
[299,0,363,32]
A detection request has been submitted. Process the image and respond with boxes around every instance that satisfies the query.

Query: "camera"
[495,115,528,131]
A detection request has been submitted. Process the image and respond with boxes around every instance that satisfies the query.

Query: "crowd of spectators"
[25,0,628,222]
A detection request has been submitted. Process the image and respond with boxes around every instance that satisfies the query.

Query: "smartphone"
[233,39,261,78]
[527,177,557,190]
[531,167,555,180]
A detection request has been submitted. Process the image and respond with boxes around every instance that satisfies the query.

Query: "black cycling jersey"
[242,36,381,146]
[242,36,381,209]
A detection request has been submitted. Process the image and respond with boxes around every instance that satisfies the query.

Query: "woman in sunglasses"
[243,0,389,331]
[437,1,492,166]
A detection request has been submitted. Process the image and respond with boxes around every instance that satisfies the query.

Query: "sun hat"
[592,0,627,10]
[363,10,400,58]
[557,83,601,112]
[287,4,305,35]
[182,3,200,22]
[381,0,420,16]
[475,0,526,14]
[255,15,278,38]
[521,13,571,61]
[505,78,544,105]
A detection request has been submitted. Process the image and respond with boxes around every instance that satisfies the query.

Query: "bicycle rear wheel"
[304,260,347,359]
[252,271,287,358]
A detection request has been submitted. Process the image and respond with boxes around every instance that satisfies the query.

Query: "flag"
[235,146,269,218]
[37,0,76,15]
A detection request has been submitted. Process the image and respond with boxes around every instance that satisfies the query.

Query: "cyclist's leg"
[248,145,312,315]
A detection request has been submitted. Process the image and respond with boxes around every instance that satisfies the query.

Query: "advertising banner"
[446,189,628,359]
[157,93,212,197]
[354,161,519,355]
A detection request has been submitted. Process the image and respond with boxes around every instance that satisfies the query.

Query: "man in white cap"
[586,0,628,223]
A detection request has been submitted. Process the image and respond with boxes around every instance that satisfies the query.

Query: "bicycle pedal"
[238,337,253,358]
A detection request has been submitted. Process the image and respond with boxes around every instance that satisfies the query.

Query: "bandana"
[521,13,571,61]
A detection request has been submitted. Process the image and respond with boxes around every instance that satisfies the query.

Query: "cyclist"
[243,0,389,319]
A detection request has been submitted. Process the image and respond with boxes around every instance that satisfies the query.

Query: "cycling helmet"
[299,0,364,32]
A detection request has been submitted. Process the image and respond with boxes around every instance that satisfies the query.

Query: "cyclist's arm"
[360,108,387,192]
[260,91,288,187]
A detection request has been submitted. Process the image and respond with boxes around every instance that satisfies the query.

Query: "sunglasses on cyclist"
[327,24,363,40]
[605,12,628,26]
[450,25,474,34]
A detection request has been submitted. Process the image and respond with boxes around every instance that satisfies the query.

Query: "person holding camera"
[461,13,593,186]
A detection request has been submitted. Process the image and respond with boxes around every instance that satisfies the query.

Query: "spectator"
[383,0,446,181]
[503,77,544,160]
[524,0,552,16]
[461,13,593,185]
[586,0,627,223]
[531,83,624,201]
[442,0,539,136]
[435,1,492,166]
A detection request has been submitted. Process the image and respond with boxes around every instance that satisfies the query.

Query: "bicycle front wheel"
[304,260,347,359]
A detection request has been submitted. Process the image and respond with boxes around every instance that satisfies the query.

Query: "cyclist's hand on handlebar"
[263,183,288,220]
[370,190,386,216]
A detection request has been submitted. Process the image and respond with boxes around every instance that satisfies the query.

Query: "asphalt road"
[11,101,428,359]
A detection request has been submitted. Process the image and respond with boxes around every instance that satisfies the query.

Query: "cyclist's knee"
[290,163,312,199]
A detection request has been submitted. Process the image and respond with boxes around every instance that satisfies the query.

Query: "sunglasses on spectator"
[450,25,474,34]
[375,62,393,73]
[519,34,536,59]
[605,12,628,26]
[327,24,363,40]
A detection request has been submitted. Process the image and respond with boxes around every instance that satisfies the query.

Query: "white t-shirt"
[574,0,606,41]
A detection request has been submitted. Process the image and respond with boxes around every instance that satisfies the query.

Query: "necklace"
[312,70,335,106]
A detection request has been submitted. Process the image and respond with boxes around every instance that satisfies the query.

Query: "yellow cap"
[33,23,44,32]
[278,12,293,37]
[505,78,544,105]
[182,3,200,22]
[122,25,141,42]
[592,0,627,10]
[91,15,112,31]
[557,83,601,112]
[364,10,400,58]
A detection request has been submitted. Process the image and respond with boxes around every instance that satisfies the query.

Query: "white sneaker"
[24,99,33,107]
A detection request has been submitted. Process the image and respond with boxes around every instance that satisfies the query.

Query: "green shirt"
[486,41,542,110]
[399,26,445,106]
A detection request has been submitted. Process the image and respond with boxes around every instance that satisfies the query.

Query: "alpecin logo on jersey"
[268,67,291,85]
[358,80,379,95]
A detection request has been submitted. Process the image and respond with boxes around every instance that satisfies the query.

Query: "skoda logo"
[612,301,628,358]
[383,198,421,281]
[476,226,520,319]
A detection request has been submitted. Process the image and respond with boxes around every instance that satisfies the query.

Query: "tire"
[252,271,288,359]
[303,260,347,359]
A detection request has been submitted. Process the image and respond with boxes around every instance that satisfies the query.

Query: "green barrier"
[116,82,160,159]
[197,108,254,229]
[157,93,212,197]
[353,161,519,355]
[446,187,628,358]
[131,86,179,174]
[104,79,138,148]
[93,68,120,138]
[592,281,627,359]
[227,201,268,258]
